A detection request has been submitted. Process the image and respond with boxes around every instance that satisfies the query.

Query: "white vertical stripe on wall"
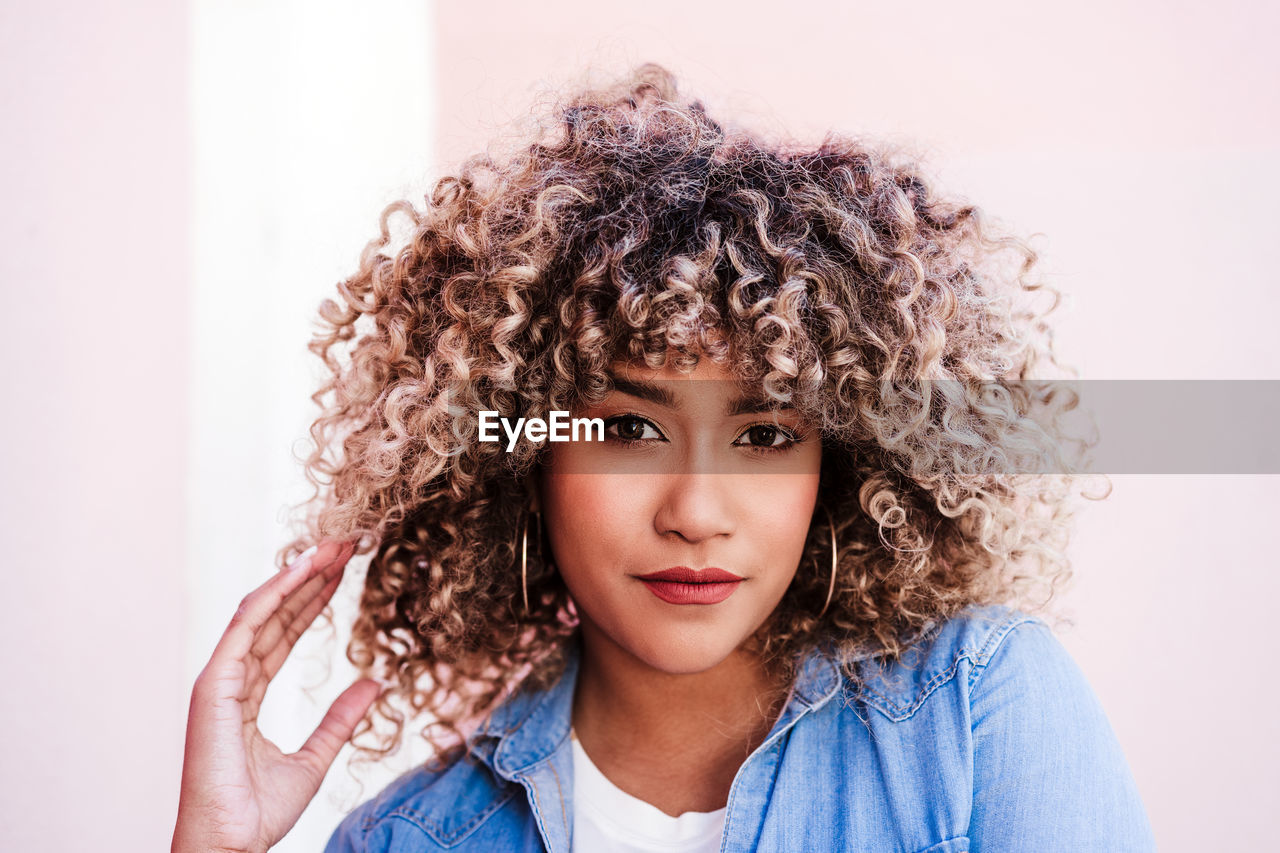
[189,2,436,849]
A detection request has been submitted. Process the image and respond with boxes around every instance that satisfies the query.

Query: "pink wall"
[433,1,1277,165]
[0,1,188,851]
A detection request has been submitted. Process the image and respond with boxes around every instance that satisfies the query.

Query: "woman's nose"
[652,470,737,545]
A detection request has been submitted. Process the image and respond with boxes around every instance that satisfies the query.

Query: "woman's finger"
[239,543,353,715]
[245,567,346,712]
[240,570,343,721]
[207,539,353,671]
[248,548,349,671]
[293,679,381,784]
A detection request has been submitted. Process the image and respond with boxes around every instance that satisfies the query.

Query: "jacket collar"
[461,639,846,852]
[483,646,582,779]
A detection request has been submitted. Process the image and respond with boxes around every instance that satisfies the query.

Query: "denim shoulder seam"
[964,614,1045,697]
[857,609,1038,722]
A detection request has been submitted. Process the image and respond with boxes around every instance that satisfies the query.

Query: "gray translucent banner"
[1033,380,1280,475]
[456,380,1280,475]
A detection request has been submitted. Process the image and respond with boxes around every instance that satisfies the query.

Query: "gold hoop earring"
[817,503,838,619]
[520,509,542,614]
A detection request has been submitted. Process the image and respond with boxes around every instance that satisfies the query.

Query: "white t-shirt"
[570,730,726,852]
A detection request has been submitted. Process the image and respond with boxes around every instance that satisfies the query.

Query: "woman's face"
[534,354,823,674]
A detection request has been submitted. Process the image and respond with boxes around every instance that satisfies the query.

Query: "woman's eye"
[603,416,800,453]
[733,424,799,451]
[603,415,664,442]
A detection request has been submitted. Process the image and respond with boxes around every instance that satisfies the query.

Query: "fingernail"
[288,544,320,573]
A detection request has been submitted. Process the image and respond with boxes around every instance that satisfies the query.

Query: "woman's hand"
[171,540,381,853]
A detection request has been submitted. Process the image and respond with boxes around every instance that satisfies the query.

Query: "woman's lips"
[634,567,744,605]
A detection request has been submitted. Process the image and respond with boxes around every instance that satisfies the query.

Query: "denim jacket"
[325,604,1156,852]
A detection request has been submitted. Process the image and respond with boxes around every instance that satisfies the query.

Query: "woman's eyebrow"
[727,395,794,416]
[605,373,676,408]
[605,372,793,416]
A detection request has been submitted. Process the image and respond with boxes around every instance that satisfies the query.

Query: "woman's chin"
[575,591,775,675]
[622,627,749,676]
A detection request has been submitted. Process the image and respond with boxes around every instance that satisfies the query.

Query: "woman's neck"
[569,619,793,816]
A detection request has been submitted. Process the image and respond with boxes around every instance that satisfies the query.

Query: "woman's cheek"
[556,473,633,525]
[543,473,637,569]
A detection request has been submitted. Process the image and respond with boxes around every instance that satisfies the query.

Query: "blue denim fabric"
[324,604,1155,852]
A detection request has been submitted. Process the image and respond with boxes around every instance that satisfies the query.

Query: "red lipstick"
[634,566,744,605]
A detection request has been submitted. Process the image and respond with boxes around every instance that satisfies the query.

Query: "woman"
[172,65,1155,852]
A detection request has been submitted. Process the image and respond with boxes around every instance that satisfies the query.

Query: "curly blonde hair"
[280,64,1088,764]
